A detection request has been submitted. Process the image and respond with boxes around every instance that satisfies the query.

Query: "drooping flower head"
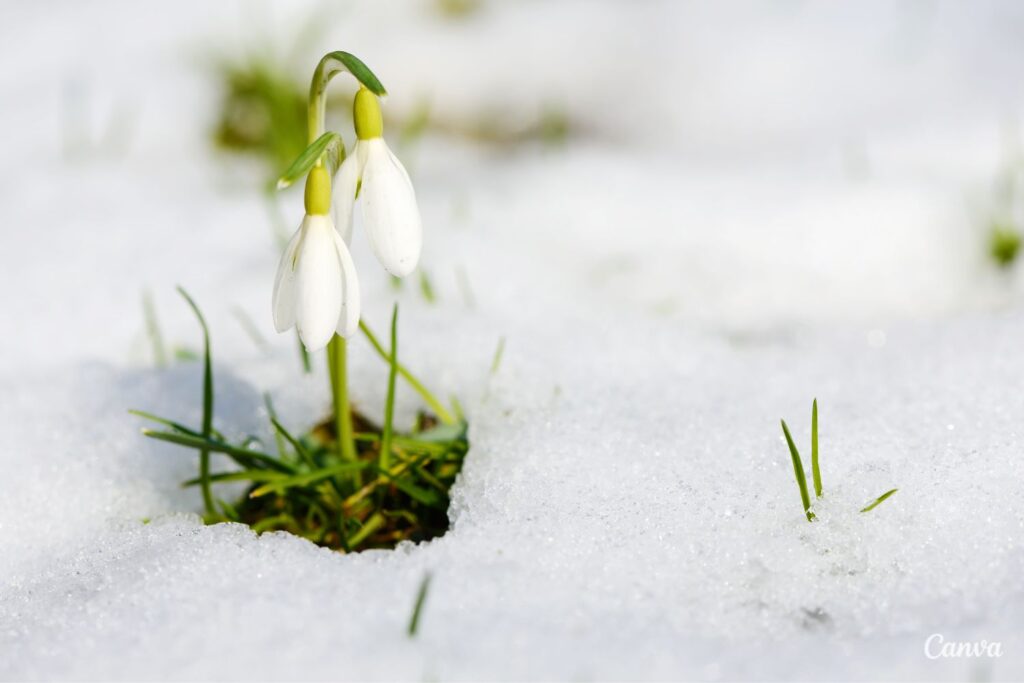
[272,165,360,352]
[334,87,423,277]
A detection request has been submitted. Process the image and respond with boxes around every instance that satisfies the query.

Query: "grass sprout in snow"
[407,572,432,638]
[780,399,897,522]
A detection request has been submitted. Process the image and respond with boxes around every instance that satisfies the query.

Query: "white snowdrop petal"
[361,139,423,277]
[294,216,344,352]
[331,150,362,245]
[332,229,362,338]
[271,226,304,332]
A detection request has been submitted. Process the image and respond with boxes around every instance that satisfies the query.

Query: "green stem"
[307,51,387,145]
[379,305,399,472]
[359,321,456,425]
[327,336,359,468]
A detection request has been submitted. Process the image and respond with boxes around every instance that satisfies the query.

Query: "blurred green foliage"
[989,223,1021,269]
[213,59,309,170]
[434,0,483,19]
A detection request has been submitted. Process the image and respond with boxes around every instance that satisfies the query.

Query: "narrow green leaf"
[276,132,343,189]
[270,417,317,470]
[379,304,400,472]
[347,511,385,548]
[130,410,201,437]
[182,470,288,487]
[141,429,295,473]
[377,465,442,507]
[249,461,371,498]
[781,419,815,522]
[263,393,287,459]
[130,409,225,442]
[251,514,296,534]
[353,432,459,456]
[359,320,456,425]
[318,51,387,97]
[232,307,268,350]
[860,488,899,513]
[176,286,215,517]
[811,398,822,498]
[450,395,465,422]
[407,572,432,637]
[418,271,436,303]
[490,336,506,376]
[142,289,167,369]
[215,498,240,522]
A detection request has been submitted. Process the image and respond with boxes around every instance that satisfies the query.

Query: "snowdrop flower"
[333,87,422,277]
[273,165,360,352]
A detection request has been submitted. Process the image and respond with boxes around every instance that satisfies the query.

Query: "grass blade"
[347,512,385,548]
[130,410,202,438]
[418,271,436,303]
[231,306,268,351]
[270,417,317,470]
[490,336,506,376]
[182,470,288,487]
[377,464,443,507]
[380,304,399,472]
[142,289,167,369]
[130,409,226,442]
[141,429,295,473]
[860,488,898,513]
[781,419,815,522]
[249,462,371,498]
[263,394,287,459]
[177,286,215,517]
[811,398,822,498]
[359,320,456,425]
[407,572,432,638]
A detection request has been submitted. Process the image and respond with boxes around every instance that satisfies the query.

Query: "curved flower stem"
[306,51,386,474]
[307,51,387,149]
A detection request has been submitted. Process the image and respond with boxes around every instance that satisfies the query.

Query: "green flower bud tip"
[304,165,332,215]
[354,86,383,140]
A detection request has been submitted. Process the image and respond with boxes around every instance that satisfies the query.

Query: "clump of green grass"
[212,58,309,172]
[989,222,1022,269]
[780,399,897,522]
[133,289,468,552]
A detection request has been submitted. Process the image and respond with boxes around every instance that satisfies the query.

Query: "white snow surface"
[2,1,1024,680]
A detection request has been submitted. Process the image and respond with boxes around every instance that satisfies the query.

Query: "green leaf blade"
[860,488,899,513]
[407,572,432,637]
[322,51,387,96]
[141,429,295,474]
[176,286,216,517]
[781,419,814,522]
[811,398,822,498]
[276,132,344,189]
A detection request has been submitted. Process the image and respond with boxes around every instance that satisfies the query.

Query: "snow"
[2,1,1024,680]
